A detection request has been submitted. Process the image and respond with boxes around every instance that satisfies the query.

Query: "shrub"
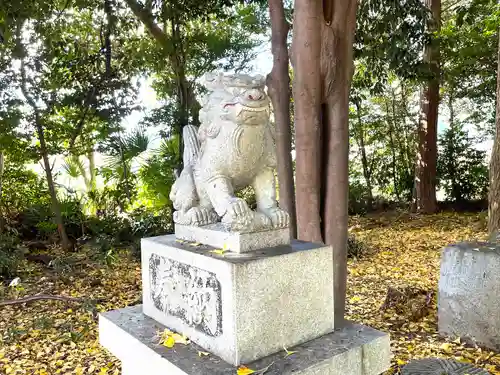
[129,207,173,238]
[0,234,22,280]
[235,186,257,210]
[347,234,369,259]
[437,125,489,202]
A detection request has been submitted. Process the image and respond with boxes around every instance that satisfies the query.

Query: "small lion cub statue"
[169,72,289,232]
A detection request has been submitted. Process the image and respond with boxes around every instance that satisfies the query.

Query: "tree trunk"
[20,56,70,250]
[321,1,358,326]
[36,121,71,250]
[447,93,460,202]
[267,0,297,238]
[415,0,440,214]
[354,102,373,208]
[488,31,500,239]
[399,84,415,187]
[88,150,96,191]
[125,0,196,173]
[385,101,400,201]
[291,0,323,243]
[0,151,4,232]
[292,0,358,325]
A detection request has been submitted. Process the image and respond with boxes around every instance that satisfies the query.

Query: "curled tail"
[183,125,200,167]
[170,125,200,213]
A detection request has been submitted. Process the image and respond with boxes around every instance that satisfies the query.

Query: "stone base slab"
[99,305,392,375]
[174,223,290,253]
[438,242,500,350]
[141,235,334,365]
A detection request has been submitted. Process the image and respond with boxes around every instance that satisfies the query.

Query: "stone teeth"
[241,106,267,112]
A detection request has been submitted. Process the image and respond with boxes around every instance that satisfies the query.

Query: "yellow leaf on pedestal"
[171,333,190,345]
[210,249,227,256]
[163,336,175,348]
[237,366,255,375]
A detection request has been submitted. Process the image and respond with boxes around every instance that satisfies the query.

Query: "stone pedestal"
[175,223,291,253]
[438,242,500,350]
[99,226,391,374]
[99,305,391,375]
[141,235,335,365]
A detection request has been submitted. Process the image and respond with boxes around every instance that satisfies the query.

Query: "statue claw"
[174,207,218,227]
[262,208,290,229]
[221,198,254,231]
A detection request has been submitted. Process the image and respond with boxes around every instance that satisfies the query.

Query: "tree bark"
[415,0,440,214]
[0,152,4,232]
[488,30,500,239]
[37,124,71,250]
[267,0,297,238]
[321,0,358,326]
[20,60,70,250]
[292,0,358,325]
[386,100,400,201]
[291,0,323,243]
[124,0,196,173]
[354,102,373,208]
[123,0,171,50]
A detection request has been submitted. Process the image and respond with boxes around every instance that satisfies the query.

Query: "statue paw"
[221,198,254,231]
[264,208,289,229]
[174,207,218,226]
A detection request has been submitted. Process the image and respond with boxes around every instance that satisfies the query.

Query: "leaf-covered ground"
[1,212,500,374]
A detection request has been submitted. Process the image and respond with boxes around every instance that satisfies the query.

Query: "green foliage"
[0,163,50,221]
[0,233,22,279]
[348,180,371,215]
[235,186,257,210]
[353,0,430,94]
[347,234,369,259]
[349,77,418,205]
[440,0,500,136]
[139,136,180,208]
[437,126,488,202]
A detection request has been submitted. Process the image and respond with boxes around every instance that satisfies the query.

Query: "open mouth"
[223,102,268,113]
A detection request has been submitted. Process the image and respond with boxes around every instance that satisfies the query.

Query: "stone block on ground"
[401,358,489,374]
[438,242,500,350]
[174,223,291,253]
[99,305,392,375]
[141,235,334,366]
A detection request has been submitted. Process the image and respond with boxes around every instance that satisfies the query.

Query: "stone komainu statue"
[169,72,289,232]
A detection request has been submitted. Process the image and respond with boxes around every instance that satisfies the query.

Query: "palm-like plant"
[102,126,152,206]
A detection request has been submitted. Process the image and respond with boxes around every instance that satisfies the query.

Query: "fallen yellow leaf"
[283,346,297,357]
[211,249,227,255]
[440,342,453,354]
[198,351,210,357]
[171,333,190,345]
[237,366,255,375]
[163,336,175,348]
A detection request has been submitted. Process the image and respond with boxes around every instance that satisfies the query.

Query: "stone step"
[99,305,392,375]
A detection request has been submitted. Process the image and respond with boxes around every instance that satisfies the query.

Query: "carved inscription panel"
[149,254,222,337]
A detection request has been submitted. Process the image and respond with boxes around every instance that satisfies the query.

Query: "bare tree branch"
[123,0,171,51]
[0,294,82,307]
